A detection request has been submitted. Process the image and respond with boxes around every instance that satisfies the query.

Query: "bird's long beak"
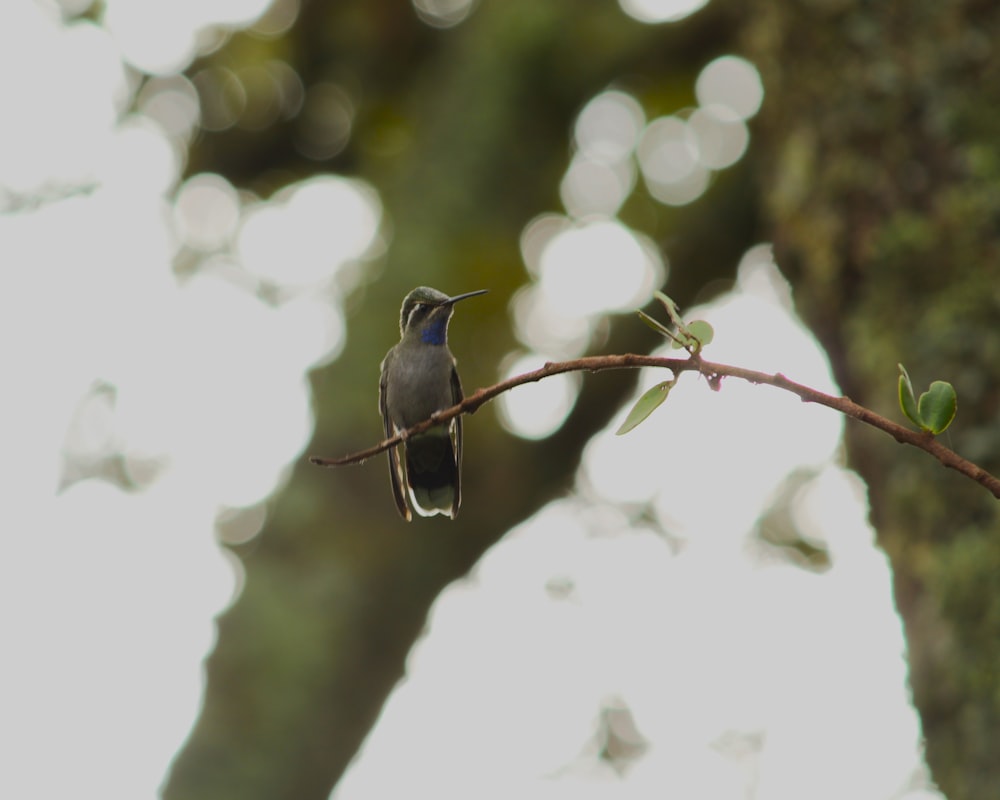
[445,289,489,305]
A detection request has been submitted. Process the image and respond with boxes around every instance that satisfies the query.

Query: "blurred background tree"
[158,2,1000,798]
[162,2,759,797]
[10,0,993,798]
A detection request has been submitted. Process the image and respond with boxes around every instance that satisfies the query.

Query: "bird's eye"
[406,303,428,328]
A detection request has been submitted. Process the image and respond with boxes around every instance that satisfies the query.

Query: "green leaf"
[667,320,713,352]
[686,320,714,348]
[637,309,673,338]
[654,291,685,328]
[616,380,676,435]
[917,380,957,434]
[898,364,920,427]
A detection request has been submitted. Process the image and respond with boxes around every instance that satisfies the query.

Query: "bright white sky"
[0,2,943,799]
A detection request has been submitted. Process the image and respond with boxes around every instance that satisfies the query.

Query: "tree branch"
[310,354,1000,500]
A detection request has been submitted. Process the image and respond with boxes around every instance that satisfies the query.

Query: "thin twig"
[310,354,1000,500]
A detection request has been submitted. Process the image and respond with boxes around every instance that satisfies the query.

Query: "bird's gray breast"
[383,343,457,430]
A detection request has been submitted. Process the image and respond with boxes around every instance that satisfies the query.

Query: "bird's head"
[398,286,488,344]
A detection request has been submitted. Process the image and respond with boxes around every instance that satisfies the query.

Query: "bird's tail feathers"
[405,431,458,518]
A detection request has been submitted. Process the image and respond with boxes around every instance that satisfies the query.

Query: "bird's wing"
[380,355,412,522]
[450,362,463,519]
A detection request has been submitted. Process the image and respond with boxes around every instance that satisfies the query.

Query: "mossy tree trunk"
[744,4,1000,798]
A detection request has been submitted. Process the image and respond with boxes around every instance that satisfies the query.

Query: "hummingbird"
[379,286,488,520]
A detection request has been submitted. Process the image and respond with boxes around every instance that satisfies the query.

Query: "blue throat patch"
[421,315,448,345]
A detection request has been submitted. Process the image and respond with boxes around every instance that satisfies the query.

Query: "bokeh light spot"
[619,0,710,24]
[510,285,593,358]
[689,105,749,169]
[695,55,764,121]
[192,67,247,131]
[519,213,571,278]
[98,115,180,196]
[539,218,662,317]
[294,82,354,160]
[645,160,711,206]
[268,60,306,120]
[174,173,241,251]
[235,64,285,130]
[103,0,198,74]
[412,0,478,28]
[637,116,698,184]
[237,176,382,287]
[231,61,303,130]
[250,0,300,37]
[0,8,126,194]
[560,154,635,218]
[104,0,275,74]
[215,503,267,546]
[582,427,663,505]
[497,354,579,440]
[574,90,646,163]
[638,116,711,206]
[273,292,347,370]
[137,75,201,143]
